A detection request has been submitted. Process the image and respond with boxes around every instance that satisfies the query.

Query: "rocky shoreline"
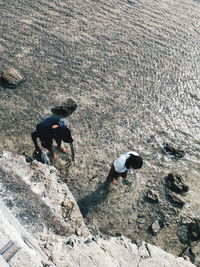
[0,151,196,266]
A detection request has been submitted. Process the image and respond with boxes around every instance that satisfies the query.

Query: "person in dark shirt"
[31,116,74,160]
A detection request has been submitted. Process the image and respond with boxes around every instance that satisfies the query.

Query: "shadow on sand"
[78,181,110,218]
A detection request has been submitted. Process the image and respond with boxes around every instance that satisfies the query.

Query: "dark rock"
[66,238,76,247]
[162,143,185,159]
[51,98,77,117]
[188,221,200,242]
[146,190,159,202]
[167,191,185,207]
[178,225,189,244]
[1,68,24,86]
[165,173,189,194]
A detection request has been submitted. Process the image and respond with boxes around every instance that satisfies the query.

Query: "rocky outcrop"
[0,151,196,266]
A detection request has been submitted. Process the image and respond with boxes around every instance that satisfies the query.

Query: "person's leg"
[54,138,67,153]
[41,139,56,161]
[106,164,120,184]
[121,172,128,179]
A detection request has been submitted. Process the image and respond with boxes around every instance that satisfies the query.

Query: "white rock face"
[0,151,196,267]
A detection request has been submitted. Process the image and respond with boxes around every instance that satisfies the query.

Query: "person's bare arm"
[31,132,41,151]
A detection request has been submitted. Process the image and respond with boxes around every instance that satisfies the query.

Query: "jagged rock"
[165,173,189,194]
[1,68,24,86]
[162,143,185,159]
[51,98,77,117]
[146,189,159,202]
[167,191,185,207]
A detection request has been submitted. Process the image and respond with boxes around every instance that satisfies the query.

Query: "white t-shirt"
[113,151,139,173]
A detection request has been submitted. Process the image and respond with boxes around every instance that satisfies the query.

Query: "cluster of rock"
[0,151,196,266]
[140,146,200,265]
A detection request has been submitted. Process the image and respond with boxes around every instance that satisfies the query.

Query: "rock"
[190,241,200,266]
[1,68,24,86]
[167,191,185,207]
[146,190,159,202]
[178,225,189,244]
[150,219,164,236]
[62,199,74,209]
[51,98,77,117]
[0,151,196,267]
[188,220,200,242]
[162,143,185,159]
[66,238,76,247]
[75,228,82,236]
[137,218,146,224]
[165,173,189,194]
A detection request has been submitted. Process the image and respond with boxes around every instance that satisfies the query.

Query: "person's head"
[53,126,73,143]
[126,154,143,169]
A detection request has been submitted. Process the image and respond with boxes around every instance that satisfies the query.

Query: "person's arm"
[31,131,41,151]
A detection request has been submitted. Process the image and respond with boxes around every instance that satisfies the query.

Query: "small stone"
[177,225,189,244]
[75,228,82,236]
[167,191,185,207]
[137,218,145,224]
[189,221,200,241]
[150,219,164,236]
[162,143,185,159]
[66,238,76,247]
[146,190,159,202]
[62,199,74,209]
[1,67,24,86]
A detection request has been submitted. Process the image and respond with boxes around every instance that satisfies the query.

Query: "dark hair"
[53,126,73,143]
[125,154,143,169]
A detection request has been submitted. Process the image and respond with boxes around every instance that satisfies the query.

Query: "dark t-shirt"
[33,116,72,148]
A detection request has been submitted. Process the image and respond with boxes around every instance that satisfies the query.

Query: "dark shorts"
[107,164,128,180]
[40,138,53,149]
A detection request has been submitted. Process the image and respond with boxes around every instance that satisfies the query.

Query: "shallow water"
[1,0,200,257]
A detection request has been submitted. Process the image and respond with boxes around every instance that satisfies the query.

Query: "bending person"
[106,151,143,184]
[31,115,74,161]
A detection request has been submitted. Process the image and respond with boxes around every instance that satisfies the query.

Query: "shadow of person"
[77,181,110,218]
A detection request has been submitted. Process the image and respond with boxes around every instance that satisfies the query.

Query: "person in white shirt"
[106,151,143,184]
